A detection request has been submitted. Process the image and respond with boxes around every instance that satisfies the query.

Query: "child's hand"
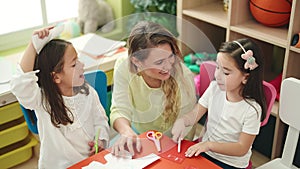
[185,141,210,157]
[88,140,105,156]
[171,118,186,143]
[31,25,64,54]
[33,26,54,39]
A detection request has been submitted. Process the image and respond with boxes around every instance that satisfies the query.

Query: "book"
[69,33,126,59]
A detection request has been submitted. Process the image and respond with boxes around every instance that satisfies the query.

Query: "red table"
[68,132,221,169]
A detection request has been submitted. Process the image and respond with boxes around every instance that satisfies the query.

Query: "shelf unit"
[177,0,300,160]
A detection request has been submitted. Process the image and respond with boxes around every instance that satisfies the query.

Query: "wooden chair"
[256,77,300,169]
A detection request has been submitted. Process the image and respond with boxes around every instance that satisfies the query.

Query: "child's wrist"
[207,141,213,152]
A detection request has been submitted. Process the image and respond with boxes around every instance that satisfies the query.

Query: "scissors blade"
[154,139,161,152]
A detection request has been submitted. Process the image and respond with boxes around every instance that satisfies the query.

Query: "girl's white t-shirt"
[199,81,261,168]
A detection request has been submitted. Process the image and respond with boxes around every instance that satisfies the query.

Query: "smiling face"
[131,43,175,87]
[53,45,85,96]
[215,52,248,99]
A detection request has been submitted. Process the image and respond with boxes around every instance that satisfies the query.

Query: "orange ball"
[249,0,292,27]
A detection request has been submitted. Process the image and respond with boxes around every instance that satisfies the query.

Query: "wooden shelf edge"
[230,22,288,48]
[290,46,300,54]
[182,1,228,28]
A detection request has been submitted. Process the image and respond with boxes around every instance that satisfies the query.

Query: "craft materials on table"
[94,128,100,154]
[82,153,160,169]
[146,131,162,152]
[178,138,182,153]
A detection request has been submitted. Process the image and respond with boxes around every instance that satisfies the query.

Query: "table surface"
[68,132,221,169]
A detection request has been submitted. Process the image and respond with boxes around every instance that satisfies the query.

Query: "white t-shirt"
[199,81,261,168]
[10,65,110,169]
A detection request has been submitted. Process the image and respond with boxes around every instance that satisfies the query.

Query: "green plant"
[130,0,176,15]
[127,0,178,36]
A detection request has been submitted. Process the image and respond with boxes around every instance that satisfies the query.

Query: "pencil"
[94,128,100,154]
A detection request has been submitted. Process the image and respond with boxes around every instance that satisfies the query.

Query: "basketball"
[249,0,292,27]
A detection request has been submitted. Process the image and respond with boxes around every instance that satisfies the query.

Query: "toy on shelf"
[57,20,81,40]
[249,0,292,27]
[269,73,282,101]
[78,0,115,34]
[184,52,217,73]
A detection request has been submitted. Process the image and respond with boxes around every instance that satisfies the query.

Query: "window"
[0,0,78,52]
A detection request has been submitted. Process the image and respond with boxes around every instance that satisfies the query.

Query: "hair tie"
[233,41,258,70]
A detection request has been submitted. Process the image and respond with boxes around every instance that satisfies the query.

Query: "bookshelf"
[177,0,300,160]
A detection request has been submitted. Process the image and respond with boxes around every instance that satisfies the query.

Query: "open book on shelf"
[69,33,126,59]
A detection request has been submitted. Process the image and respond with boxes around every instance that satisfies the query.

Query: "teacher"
[110,21,197,156]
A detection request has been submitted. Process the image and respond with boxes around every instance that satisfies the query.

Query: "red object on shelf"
[269,73,283,101]
[249,0,292,27]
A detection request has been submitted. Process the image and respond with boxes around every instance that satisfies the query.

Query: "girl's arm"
[20,28,52,72]
[186,132,256,157]
[183,103,207,126]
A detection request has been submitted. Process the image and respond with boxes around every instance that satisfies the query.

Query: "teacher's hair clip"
[233,41,258,70]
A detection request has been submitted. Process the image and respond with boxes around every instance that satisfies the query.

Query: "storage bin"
[0,135,38,169]
[0,102,22,125]
[0,122,28,149]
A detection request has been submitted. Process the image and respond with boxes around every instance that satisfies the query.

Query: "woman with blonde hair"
[110,21,197,156]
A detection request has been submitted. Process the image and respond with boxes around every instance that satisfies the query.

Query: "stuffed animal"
[78,0,115,34]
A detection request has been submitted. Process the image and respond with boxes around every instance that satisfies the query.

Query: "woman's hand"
[171,118,186,143]
[111,129,141,157]
[88,140,105,156]
[185,141,211,157]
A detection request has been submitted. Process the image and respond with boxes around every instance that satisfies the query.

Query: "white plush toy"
[78,0,115,34]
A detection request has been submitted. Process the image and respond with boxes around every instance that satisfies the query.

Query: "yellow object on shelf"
[0,102,22,125]
[0,122,29,148]
[0,134,38,169]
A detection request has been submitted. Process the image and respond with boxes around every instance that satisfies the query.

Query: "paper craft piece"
[32,25,64,54]
[165,154,184,164]
[160,140,193,159]
[82,153,160,169]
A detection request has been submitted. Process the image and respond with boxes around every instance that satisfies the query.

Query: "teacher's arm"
[110,58,141,156]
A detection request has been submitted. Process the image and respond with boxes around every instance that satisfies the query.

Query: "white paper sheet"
[82,153,160,169]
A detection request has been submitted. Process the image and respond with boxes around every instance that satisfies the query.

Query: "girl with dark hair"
[172,38,266,169]
[10,26,109,169]
[110,21,197,156]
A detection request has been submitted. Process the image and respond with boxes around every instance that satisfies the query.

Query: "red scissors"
[146,131,163,152]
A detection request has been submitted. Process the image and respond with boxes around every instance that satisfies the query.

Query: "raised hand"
[32,25,64,54]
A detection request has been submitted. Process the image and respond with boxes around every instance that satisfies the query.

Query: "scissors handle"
[147,131,162,152]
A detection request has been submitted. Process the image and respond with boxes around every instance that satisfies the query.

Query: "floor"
[10,124,270,169]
